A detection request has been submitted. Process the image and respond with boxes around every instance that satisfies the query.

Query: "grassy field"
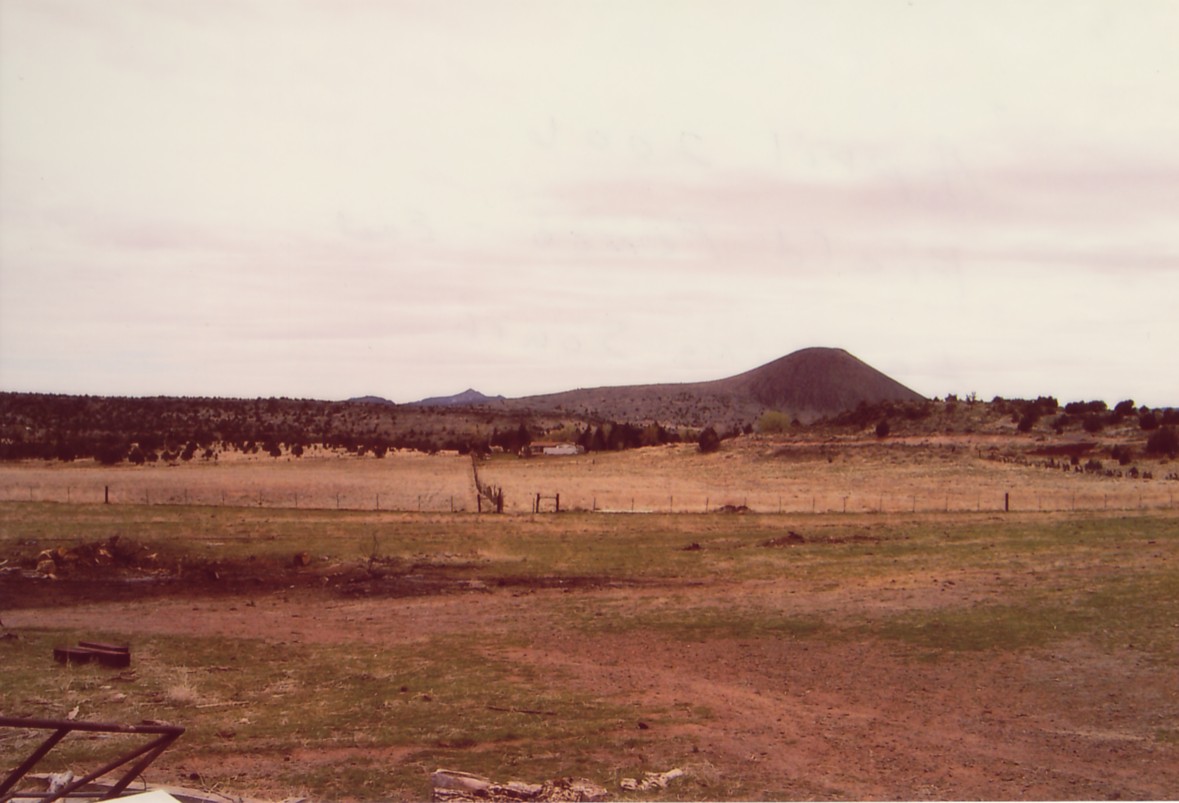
[2,443,1178,801]
[1,435,1175,515]
[0,449,476,511]
[480,438,1178,514]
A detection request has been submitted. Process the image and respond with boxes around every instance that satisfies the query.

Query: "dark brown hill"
[504,347,925,428]
[706,347,925,418]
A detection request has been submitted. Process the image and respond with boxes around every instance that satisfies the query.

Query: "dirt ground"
[5,528,1177,802]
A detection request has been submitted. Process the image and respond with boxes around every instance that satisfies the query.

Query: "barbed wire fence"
[1,480,1175,514]
[0,483,477,512]
[532,487,1178,515]
[470,453,505,513]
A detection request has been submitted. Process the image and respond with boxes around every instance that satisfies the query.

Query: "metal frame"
[0,717,184,802]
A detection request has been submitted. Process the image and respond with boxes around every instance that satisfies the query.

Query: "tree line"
[0,393,736,464]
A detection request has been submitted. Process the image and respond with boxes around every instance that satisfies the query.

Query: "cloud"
[538,154,1179,275]
[2,1,1177,405]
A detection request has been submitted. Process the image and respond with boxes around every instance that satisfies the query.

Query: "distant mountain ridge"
[411,388,507,407]
[496,347,924,427]
[347,395,396,405]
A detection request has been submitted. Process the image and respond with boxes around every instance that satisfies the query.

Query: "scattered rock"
[714,504,750,514]
[20,536,163,580]
[619,768,686,792]
[761,531,806,547]
[46,771,76,795]
[432,769,607,802]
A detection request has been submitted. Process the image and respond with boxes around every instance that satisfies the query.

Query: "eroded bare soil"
[5,533,1178,802]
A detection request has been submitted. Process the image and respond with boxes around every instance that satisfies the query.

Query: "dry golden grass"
[0,434,1174,516]
[0,449,474,511]
[162,667,206,708]
[477,436,1177,515]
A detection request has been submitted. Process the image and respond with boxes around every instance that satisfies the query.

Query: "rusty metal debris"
[432,769,608,802]
[0,717,184,802]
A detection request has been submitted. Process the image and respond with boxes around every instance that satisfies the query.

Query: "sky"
[1,1,1177,407]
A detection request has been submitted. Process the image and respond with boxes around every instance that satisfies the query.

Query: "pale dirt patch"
[8,563,1178,800]
[502,629,1177,800]
[172,745,422,803]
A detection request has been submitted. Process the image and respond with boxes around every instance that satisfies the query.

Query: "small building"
[525,441,585,457]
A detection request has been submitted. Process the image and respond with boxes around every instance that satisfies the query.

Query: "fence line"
[2,483,1175,515]
[471,453,504,513]
[0,483,476,513]
[572,492,1178,515]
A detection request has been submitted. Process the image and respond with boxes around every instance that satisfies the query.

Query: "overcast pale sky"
[1,1,1176,406]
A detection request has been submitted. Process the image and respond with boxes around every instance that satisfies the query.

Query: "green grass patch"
[4,503,1178,799]
[570,598,828,642]
[4,503,1175,589]
[0,627,672,800]
[868,563,1179,658]
[868,601,1082,652]
[1156,728,1179,744]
